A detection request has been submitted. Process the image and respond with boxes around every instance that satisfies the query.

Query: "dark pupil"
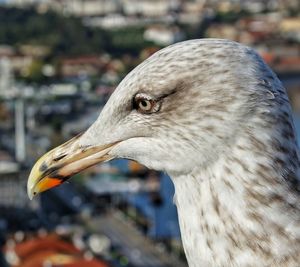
[141,100,148,107]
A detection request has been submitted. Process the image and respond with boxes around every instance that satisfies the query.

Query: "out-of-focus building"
[0,150,25,208]
[258,45,300,73]
[206,24,239,42]
[52,0,119,17]
[0,58,14,96]
[3,0,50,7]
[144,25,185,46]
[19,45,50,58]
[0,46,15,95]
[59,55,107,78]
[121,0,170,17]
[279,18,300,42]
[2,0,299,17]
[0,45,48,80]
[9,55,33,78]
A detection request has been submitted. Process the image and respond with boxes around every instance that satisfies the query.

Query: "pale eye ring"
[133,94,160,114]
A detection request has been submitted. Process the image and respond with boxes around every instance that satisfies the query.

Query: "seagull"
[27,39,300,266]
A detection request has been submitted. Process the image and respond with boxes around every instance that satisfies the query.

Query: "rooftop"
[4,234,109,267]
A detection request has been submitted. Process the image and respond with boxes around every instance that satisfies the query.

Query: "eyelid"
[134,93,154,101]
[135,89,177,102]
[158,89,178,100]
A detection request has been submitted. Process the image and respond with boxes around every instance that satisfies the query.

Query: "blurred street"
[87,211,186,267]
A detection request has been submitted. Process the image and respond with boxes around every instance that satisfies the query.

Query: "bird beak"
[27,133,117,200]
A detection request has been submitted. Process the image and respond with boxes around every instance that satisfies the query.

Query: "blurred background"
[0,0,299,266]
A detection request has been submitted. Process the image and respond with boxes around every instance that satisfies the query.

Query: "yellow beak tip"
[28,190,35,200]
[27,167,41,200]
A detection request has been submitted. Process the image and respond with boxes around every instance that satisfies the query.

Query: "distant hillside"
[0,7,153,57]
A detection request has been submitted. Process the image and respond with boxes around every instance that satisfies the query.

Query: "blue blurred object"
[112,159,181,238]
[293,114,300,143]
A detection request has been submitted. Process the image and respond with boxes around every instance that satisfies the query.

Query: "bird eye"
[133,94,159,114]
[139,99,152,110]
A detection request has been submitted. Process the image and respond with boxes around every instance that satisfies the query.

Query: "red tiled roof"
[15,251,74,267]
[61,56,104,65]
[64,259,109,267]
[278,57,300,65]
[260,52,275,64]
[4,234,109,267]
[13,234,79,259]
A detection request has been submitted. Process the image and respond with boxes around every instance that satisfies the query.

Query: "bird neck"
[171,129,300,267]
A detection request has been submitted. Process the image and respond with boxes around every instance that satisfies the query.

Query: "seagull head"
[27,39,274,199]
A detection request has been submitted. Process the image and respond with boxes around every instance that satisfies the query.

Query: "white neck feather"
[171,133,300,267]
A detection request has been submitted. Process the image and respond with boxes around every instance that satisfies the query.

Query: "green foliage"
[0,7,110,56]
[26,59,44,83]
[108,27,153,56]
[215,9,250,23]
[0,7,153,58]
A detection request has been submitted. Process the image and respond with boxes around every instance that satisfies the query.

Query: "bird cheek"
[108,139,163,172]
[107,140,137,160]
[107,138,150,164]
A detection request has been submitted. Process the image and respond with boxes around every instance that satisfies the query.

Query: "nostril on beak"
[80,144,92,152]
[53,154,67,162]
